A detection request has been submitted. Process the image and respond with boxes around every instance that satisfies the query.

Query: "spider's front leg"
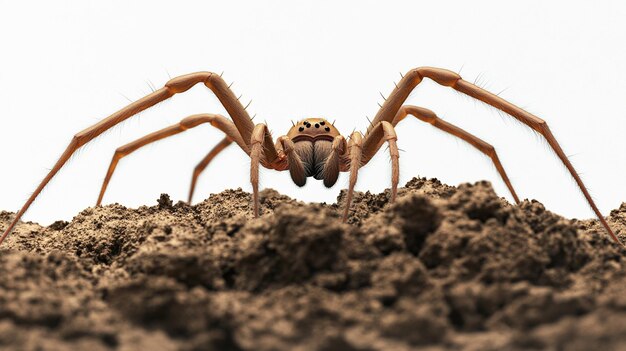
[362,67,622,247]
[96,113,246,206]
[1,71,257,245]
[393,105,520,204]
[363,105,521,205]
[341,127,398,222]
[342,131,363,221]
[250,124,281,217]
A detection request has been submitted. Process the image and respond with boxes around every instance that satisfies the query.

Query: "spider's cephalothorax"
[286,118,341,187]
[1,67,622,248]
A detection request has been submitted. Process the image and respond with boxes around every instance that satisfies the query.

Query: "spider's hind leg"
[392,105,521,204]
[96,113,244,207]
[359,66,621,247]
[188,137,233,204]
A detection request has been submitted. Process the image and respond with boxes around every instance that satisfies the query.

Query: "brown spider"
[1,67,622,248]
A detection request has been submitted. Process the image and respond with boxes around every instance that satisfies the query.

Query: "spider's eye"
[299,126,304,132]
[325,127,330,132]
[305,123,311,128]
[314,123,320,128]
[320,121,326,125]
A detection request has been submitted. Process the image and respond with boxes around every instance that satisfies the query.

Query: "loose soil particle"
[1,177,626,350]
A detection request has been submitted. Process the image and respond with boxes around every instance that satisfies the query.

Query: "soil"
[2,177,626,351]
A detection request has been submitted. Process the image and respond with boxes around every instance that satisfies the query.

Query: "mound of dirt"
[1,177,626,351]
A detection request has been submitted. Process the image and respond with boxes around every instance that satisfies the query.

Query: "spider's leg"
[383,122,400,202]
[250,124,282,217]
[388,105,520,204]
[363,67,621,247]
[342,131,364,222]
[188,137,233,204]
[1,72,256,245]
[96,113,243,206]
[362,122,400,202]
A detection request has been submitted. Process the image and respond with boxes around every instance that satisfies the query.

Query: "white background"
[1,1,625,225]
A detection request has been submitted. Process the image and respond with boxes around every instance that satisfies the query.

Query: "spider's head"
[287,118,340,142]
[286,118,342,188]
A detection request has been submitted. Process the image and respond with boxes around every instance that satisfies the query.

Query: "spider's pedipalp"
[322,135,347,188]
[277,136,307,187]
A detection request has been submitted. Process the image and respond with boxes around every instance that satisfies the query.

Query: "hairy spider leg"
[188,137,233,204]
[362,67,622,247]
[342,131,364,221]
[1,72,256,245]
[390,105,520,204]
[95,113,245,206]
[250,124,282,217]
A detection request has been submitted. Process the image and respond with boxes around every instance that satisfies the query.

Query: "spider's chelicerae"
[1,67,622,247]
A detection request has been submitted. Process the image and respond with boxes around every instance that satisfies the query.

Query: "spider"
[0,67,622,248]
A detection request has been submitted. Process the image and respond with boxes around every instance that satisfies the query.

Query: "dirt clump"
[1,177,626,350]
